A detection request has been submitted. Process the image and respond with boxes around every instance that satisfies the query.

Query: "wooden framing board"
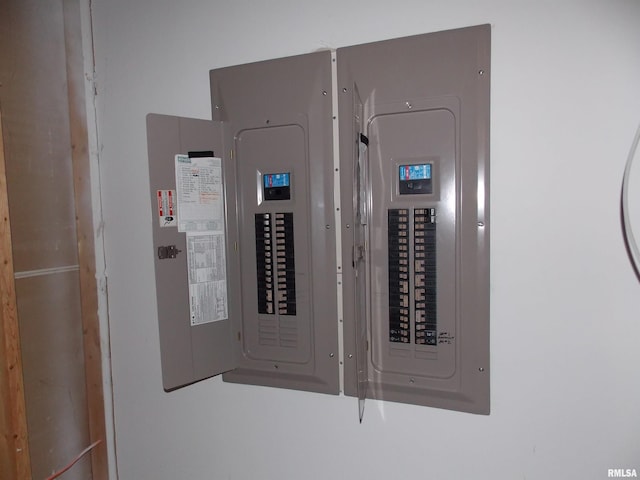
[0,110,32,479]
[63,1,110,478]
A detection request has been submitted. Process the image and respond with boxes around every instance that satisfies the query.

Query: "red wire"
[45,439,102,480]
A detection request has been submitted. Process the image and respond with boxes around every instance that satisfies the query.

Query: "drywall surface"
[92,1,640,479]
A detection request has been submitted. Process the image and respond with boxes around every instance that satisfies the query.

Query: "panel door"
[211,51,340,394]
[338,25,491,414]
[147,114,236,391]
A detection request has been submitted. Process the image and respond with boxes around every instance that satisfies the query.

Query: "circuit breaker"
[147,51,339,394]
[339,25,491,415]
[147,25,490,416]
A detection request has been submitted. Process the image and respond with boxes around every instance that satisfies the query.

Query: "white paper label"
[187,232,228,325]
[174,154,228,325]
[175,155,224,233]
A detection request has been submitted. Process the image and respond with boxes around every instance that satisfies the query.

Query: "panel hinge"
[157,245,182,260]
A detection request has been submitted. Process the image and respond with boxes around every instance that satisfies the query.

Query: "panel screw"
[478,221,484,227]
[479,70,485,76]
[409,378,415,383]
[330,353,335,358]
[322,90,327,96]
[346,224,350,228]
[266,119,270,124]
[479,367,485,372]
[406,101,412,109]
[348,354,353,358]
[325,224,330,229]
[342,87,347,93]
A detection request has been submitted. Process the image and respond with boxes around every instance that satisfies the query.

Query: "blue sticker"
[264,173,290,188]
[399,164,431,181]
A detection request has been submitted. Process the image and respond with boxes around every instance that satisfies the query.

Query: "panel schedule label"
[187,232,228,325]
[174,154,228,325]
[175,155,224,232]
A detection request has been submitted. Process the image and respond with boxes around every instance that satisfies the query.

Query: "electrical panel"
[147,51,339,395]
[147,25,490,416]
[339,25,490,415]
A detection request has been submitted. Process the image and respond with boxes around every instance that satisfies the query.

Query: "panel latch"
[157,245,182,260]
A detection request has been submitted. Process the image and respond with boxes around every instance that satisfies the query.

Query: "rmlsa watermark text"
[608,469,638,478]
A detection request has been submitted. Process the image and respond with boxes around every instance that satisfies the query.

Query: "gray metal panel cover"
[338,25,491,414]
[210,51,339,394]
[146,114,236,391]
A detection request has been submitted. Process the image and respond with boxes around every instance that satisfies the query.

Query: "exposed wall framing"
[64,0,109,477]
[0,110,32,480]
[0,0,110,478]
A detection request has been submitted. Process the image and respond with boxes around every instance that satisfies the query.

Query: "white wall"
[91,1,640,478]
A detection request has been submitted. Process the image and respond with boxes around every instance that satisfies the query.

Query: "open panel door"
[147,114,236,391]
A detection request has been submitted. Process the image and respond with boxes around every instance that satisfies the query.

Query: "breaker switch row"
[255,212,297,316]
[388,209,410,343]
[414,208,437,345]
[255,213,275,314]
[274,212,296,315]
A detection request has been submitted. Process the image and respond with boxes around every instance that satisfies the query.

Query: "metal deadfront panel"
[146,114,236,391]
[210,51,340,394]
[338,25,491,414]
